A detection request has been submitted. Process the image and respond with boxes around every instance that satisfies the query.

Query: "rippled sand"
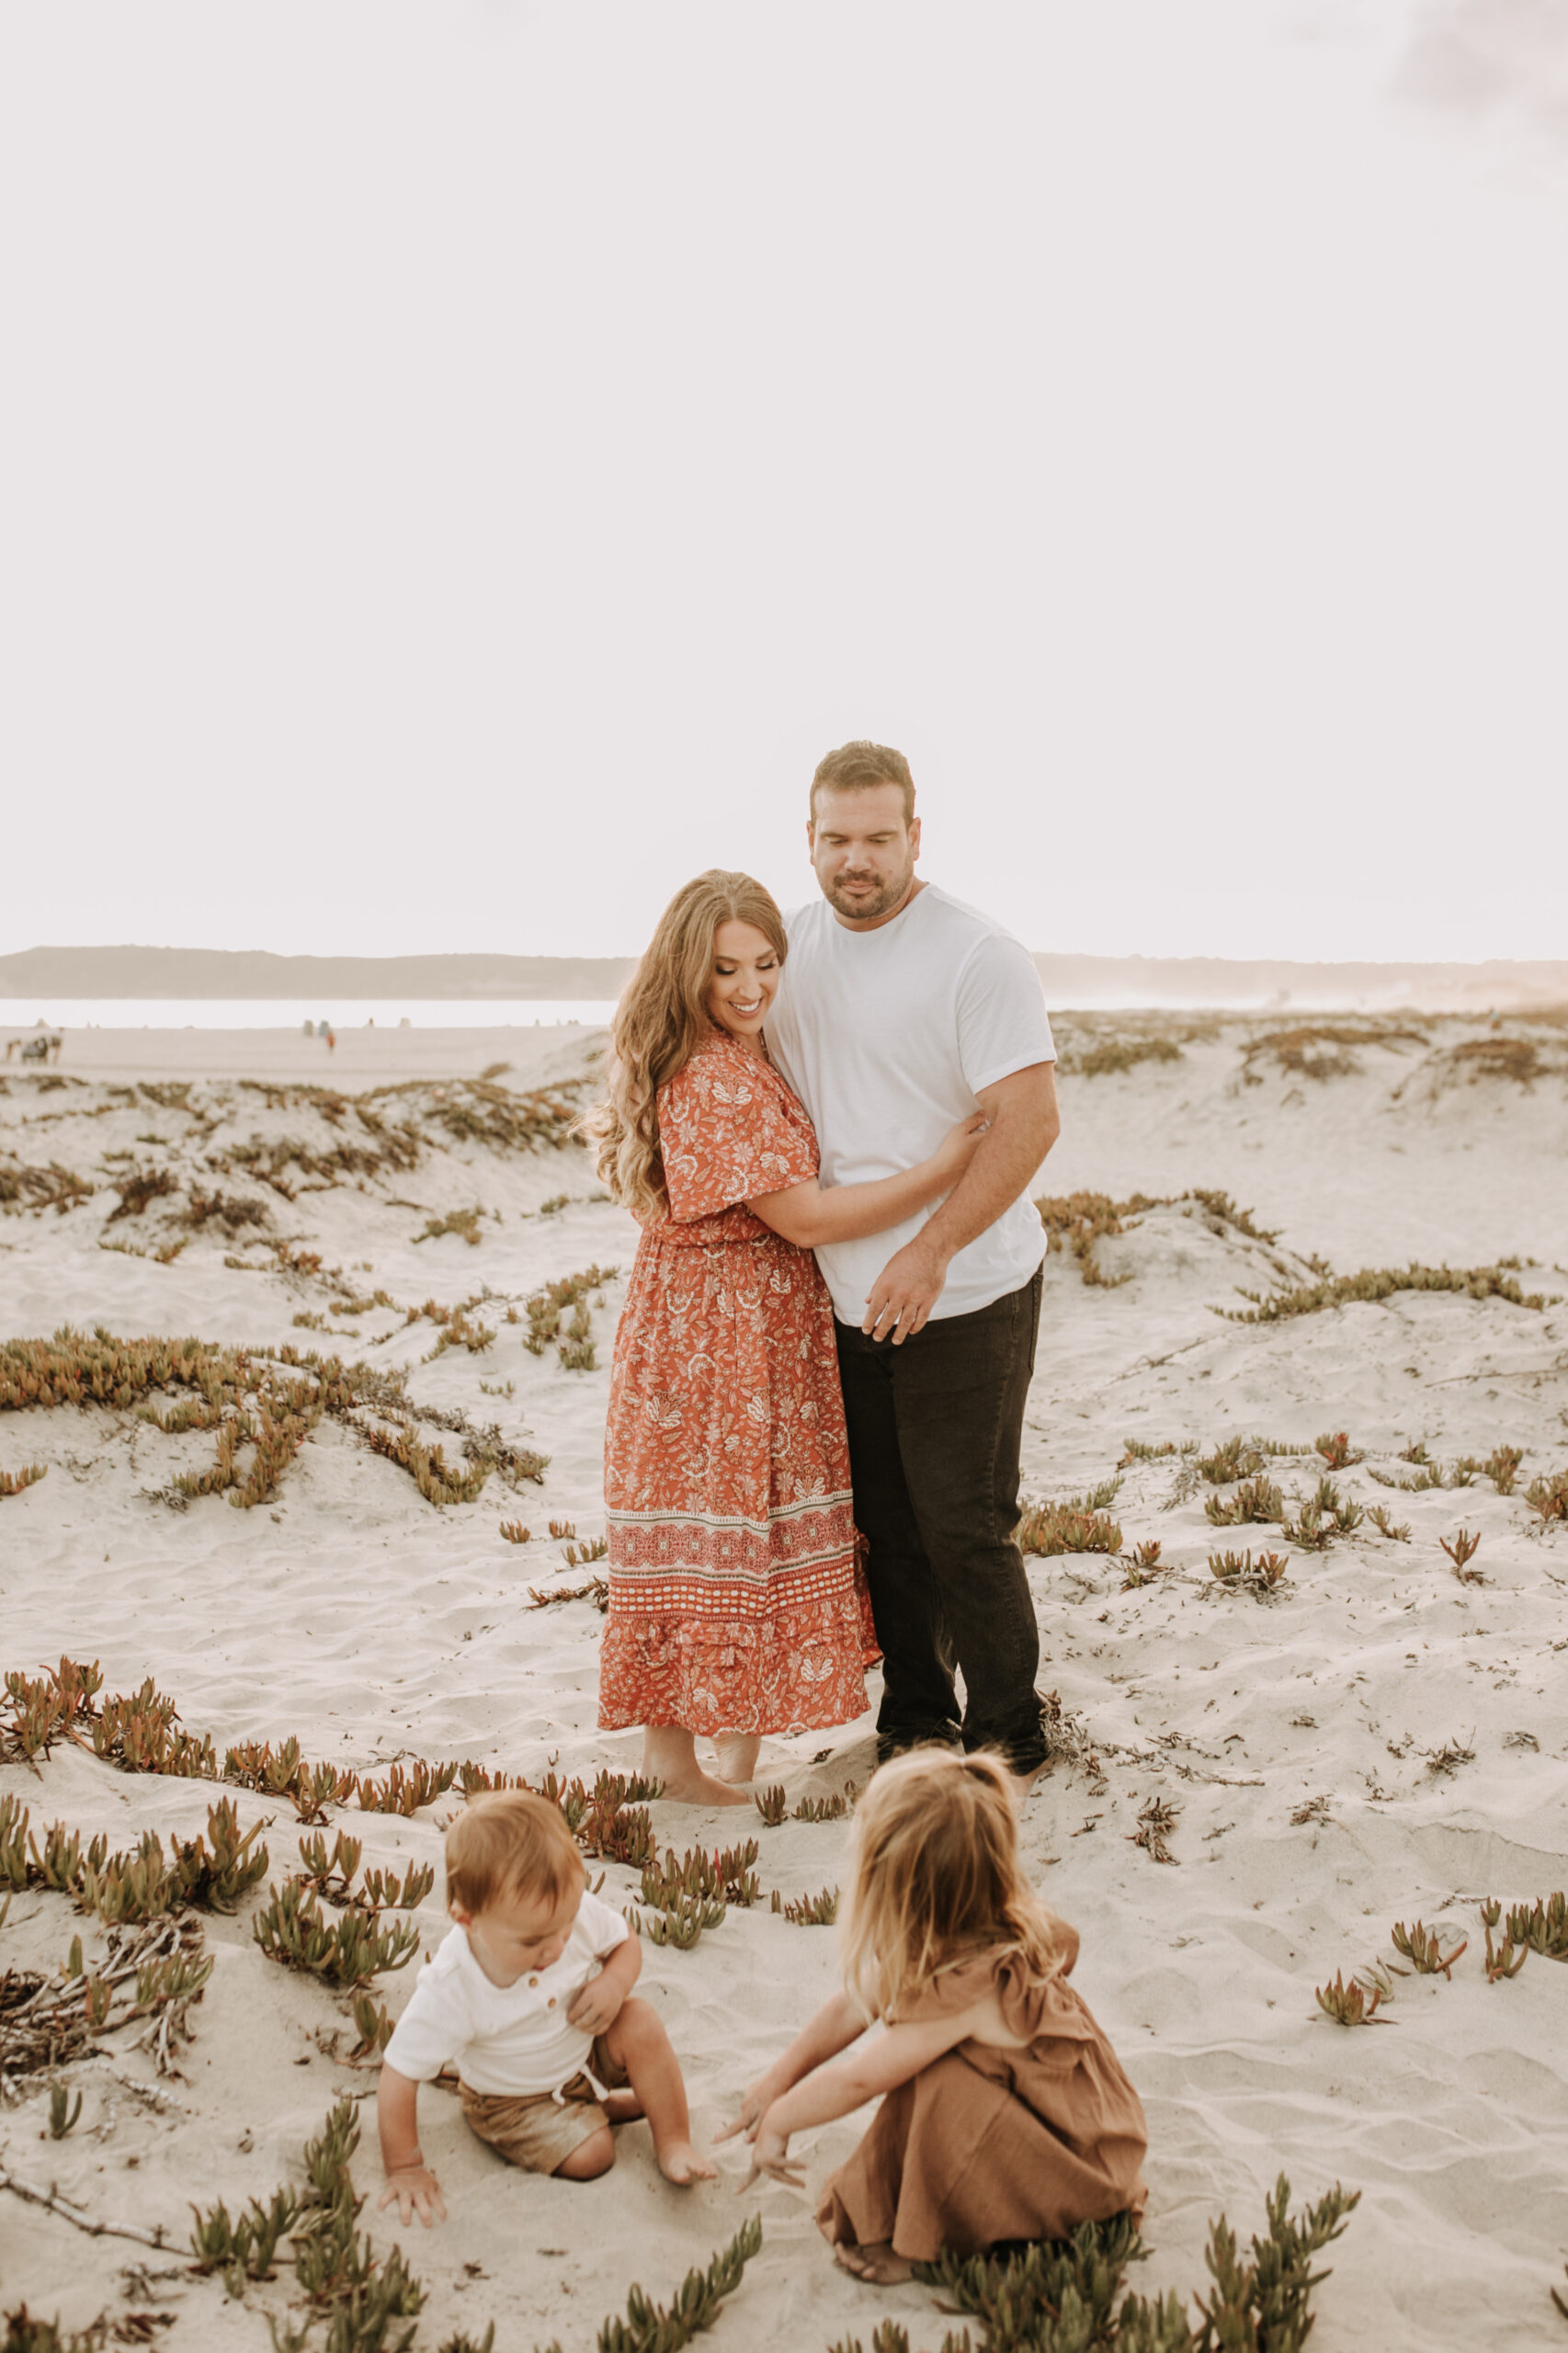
[3,1012,1566,2348]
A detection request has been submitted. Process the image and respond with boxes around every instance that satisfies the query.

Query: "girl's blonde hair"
[839,1750,1067,2021]
[584,870,788,1222]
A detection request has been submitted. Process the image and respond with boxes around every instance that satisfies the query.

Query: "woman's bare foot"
[642,1726,755,1807]
[712,1733,761,1785]
[834,2242,914,2284]
[656,1768,755,1807]
[657,2139,717,2186]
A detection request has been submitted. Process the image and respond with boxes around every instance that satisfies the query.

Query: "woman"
[588,870,983,1806]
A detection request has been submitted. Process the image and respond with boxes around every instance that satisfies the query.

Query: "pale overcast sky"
[3,2,1564,965]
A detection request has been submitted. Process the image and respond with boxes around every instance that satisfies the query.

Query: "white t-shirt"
[765,884,1055,1324]
[383,1891,628,2098]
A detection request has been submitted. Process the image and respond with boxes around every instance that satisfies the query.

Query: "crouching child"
[378,1788,713,2223]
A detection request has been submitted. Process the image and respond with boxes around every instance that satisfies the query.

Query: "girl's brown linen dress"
[598,1030,876,1737]
[816,1923,1148,2261]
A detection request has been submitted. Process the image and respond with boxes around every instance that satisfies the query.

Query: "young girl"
[587,871,983,1808]
[720,1750,1148,2279]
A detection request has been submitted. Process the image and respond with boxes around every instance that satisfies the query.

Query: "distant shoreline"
[0,998,618,1034]
[3,944,1566,1014]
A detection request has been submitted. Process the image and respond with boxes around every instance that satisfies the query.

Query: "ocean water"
[0,1000,618,1033]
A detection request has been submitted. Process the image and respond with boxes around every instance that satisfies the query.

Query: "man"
[765,740,1061,1778]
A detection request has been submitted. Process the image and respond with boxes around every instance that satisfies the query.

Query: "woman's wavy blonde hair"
[584,870,788,1222]
[839,1749,1067,2022]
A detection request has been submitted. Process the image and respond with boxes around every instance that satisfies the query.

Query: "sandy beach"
[3,1008,1567,2350]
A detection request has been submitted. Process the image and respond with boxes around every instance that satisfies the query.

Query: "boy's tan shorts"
[460,2038,630,2176]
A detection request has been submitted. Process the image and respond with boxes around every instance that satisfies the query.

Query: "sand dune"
[2,1010,1566,2348]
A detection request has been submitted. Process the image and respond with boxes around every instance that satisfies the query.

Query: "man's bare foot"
[712,1733,761,1785]
[657,2139,717,2185]
[834,2242,913,2284]
[1008,1760,1049,1806]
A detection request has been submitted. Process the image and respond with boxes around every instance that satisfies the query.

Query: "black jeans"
[834,1264,1046,1773]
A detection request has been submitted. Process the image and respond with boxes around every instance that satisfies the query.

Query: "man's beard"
[823,860,915,922]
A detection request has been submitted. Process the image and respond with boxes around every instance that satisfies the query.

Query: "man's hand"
[861,1233,950,1343]
[861,1065,1059,1344]
[378,2164,447,2228]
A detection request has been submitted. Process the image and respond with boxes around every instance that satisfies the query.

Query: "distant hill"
[1028,954,1568,1013]
[0,948,637,1000]
[2,944,1566,1012]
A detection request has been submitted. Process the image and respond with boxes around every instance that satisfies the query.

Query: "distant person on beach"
[586,870,984,1806]
[721,1748,1147,2279]
[377,1790,714,2214]
[765,741,1061,1778]
[6,1029,62,1064]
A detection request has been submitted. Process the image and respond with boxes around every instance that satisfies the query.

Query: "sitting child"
[721,1749,1147,2281]
[378,1787,713,2223]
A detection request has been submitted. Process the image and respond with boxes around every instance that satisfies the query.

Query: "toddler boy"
[378,1788,713,2223]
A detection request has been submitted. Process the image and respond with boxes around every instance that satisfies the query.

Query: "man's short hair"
[810,740,915,826]
[445,1788,580,1916]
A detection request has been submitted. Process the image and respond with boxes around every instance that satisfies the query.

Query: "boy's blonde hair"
[839,1750,1066,2022]
[445,1790,580,1917]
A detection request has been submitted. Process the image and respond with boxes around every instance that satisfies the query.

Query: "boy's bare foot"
[834,2242,913,2284]
[712,1733,761,1785]
[657,2139,717,2185]
[604,2089,644,2123]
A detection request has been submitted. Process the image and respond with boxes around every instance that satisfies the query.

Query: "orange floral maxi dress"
[598,1030,876,1736]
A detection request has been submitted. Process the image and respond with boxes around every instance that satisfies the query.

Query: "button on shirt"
[382,1892,629,2097]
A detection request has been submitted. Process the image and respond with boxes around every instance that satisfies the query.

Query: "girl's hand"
[378,2164,446,2228]
[930,1113,988,1185]
[735,2109,805,2193]
[715,2070,784,2145]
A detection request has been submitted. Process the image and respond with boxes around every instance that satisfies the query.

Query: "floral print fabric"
[598,1031,875,1736]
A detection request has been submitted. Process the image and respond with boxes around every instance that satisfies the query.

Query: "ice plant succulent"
[1441,1528,1483,1583]
[1315,1970,1392,2026]
[1208,1548,1290,1597]
[1391,1920,1467,1979]
[1205,1475,1284,1529]
[775,1886,838,1926]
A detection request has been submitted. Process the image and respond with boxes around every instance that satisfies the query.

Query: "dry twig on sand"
[525,1576,608,1612]
[1130,1795,1179,1864]
[0,2166,170,2248]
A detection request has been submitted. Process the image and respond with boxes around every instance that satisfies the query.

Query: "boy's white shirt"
[383,1890,629,2098]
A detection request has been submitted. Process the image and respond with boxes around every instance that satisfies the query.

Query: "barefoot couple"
[589,740,1062,1804]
